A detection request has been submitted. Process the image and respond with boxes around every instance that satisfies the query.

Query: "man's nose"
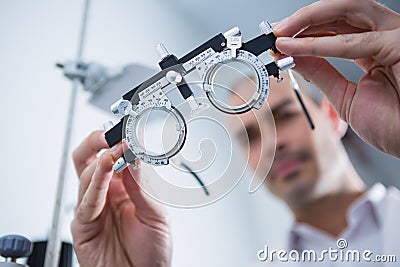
[275,127,289,152]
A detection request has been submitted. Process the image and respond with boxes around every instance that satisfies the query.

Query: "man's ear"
[321,98,348,138]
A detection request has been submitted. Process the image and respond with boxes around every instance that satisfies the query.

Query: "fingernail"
[274,18,288,30]
[99,133,106,142]
[277,37,293,43]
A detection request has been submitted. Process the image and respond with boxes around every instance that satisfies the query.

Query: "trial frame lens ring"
[125,105,187,163]
[204,52,265,114]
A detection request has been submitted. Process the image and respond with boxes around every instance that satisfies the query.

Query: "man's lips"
[272,159,305,181]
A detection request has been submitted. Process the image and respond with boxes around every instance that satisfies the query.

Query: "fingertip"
[272,17,288,33]
[86,130,108,149]
[128,164,141,178]
[275,37,295,55]
[97,151,115,172]
[120,172,139,198]
[73,130,110,176]
[98,131,108,145]
[121,139,130,151]
[89,130,103,140]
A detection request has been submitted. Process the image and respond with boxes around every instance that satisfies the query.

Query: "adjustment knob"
[0,235,33,259]
[223,26,240,38]
[110,99,134,116]
[156,43,171,60]
[113,157,129,173]
[165,70,183,84]
[277,57,295,72]
[259,20,273,35]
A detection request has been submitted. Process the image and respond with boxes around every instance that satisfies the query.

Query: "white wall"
[0,1,292,266]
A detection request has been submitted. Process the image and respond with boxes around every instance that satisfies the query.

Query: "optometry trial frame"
[104,20,314,183]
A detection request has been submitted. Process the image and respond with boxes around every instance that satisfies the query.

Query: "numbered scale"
[105,20,299,172]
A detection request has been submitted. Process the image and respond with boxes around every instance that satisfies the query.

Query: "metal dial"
[203,49,269,114]
[123,98,187,166]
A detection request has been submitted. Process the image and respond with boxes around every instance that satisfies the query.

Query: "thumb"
[122,165,169,222]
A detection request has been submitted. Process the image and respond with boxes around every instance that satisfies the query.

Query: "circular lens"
[135,107,183,157]
[206,58,260,113]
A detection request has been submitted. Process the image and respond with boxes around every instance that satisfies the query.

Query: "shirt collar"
[286,183,386,250]
[348,183,386,227]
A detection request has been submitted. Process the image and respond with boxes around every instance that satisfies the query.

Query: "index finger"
[72,130,109,177]
[274,0,398,38]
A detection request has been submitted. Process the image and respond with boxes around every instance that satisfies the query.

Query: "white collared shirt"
[257,183,400,266]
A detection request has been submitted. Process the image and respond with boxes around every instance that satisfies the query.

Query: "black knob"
[0,235,33,259]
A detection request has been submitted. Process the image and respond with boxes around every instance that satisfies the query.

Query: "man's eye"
[237,127,261,145]
[276,111,299,122]
[246,128,261,143]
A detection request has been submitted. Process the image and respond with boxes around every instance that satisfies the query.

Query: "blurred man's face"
[229,76,343,206]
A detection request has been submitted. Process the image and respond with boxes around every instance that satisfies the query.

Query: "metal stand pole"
[44,1,90,266]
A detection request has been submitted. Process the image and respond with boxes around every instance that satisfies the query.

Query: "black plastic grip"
[177,82,193,99]
[159,54,179,70]
[242,33,277,57]
[105,119,124,147]
[122,83,142,102]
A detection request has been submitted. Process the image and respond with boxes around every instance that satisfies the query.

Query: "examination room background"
[0,0,399,266]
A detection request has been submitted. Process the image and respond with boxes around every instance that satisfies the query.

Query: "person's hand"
[71,131,172,267]
[273,0,400,157]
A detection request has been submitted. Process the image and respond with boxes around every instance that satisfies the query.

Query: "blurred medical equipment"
[0,235,32,267]
[45,0,155,266]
